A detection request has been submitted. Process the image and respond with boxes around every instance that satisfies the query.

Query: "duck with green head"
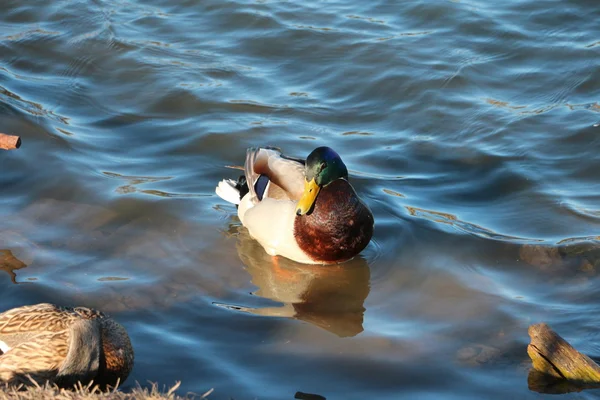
[216,146,374,264]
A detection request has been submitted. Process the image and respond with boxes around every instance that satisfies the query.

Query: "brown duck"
[216,146,374,264]
[0,303,133,388]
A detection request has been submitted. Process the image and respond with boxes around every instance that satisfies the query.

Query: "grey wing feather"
[0,306,103,387]
[0,331,65,385]
[244,147,305,204]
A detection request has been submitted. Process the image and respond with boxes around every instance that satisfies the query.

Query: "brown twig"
[0,133,21,150]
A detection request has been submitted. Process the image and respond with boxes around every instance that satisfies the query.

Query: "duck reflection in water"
[231,226,371,338]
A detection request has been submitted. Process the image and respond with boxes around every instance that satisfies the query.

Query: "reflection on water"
[2,0,600,398]
[520,239,600,274]
[0,198,222,313]
[0,249,27,283]
[0,230,37,284]
[220,226,370,338]
[406,206,543,243]
[527,370,600,395]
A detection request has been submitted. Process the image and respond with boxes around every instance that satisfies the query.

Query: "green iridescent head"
[296,147,348,215]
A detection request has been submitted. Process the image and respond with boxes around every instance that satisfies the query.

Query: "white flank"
[215,179,241,205]
[0,339,10,353]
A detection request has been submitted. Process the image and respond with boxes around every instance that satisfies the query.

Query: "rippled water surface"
[2,0,600,398]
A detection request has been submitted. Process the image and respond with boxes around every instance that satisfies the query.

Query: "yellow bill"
[296,178,320,215]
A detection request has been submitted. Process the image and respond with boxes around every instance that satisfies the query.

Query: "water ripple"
[406,206,543,243]
[0,85,69,124]
[2,0,600,398]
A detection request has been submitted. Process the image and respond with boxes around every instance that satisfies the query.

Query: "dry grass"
[0,381,213,400]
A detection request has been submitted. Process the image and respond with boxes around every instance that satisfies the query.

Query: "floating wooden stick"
[528,323,600,382]
[0,133,21,150]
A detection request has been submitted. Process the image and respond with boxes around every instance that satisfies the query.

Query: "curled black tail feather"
[236,175,249,200]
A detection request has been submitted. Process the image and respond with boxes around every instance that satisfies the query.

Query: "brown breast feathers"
[294,179,374,263]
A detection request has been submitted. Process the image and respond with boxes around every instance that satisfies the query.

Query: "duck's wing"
[0,304,102,349]
[0,331,65,386]
[0,304,70,350]
[0,305,102,387]
[244,147,305,204]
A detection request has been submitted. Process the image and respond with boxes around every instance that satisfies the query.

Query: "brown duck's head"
[95,318,134,388]
[296,147,349,216]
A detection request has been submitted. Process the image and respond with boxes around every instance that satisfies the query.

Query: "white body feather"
[238,195,315,263]
[216,148,319,264]
[215,179,241,205]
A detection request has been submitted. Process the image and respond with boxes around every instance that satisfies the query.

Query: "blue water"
[1,0,600,398]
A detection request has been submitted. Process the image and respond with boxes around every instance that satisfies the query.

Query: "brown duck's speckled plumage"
[294,179,374,263]
[0,303,133,388]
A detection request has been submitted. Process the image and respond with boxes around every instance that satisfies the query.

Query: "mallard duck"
[216,146,374,264]
[0,303,134,388]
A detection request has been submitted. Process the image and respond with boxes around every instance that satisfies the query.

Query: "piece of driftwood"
[528,323,600,382]
[0,133,21,150]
